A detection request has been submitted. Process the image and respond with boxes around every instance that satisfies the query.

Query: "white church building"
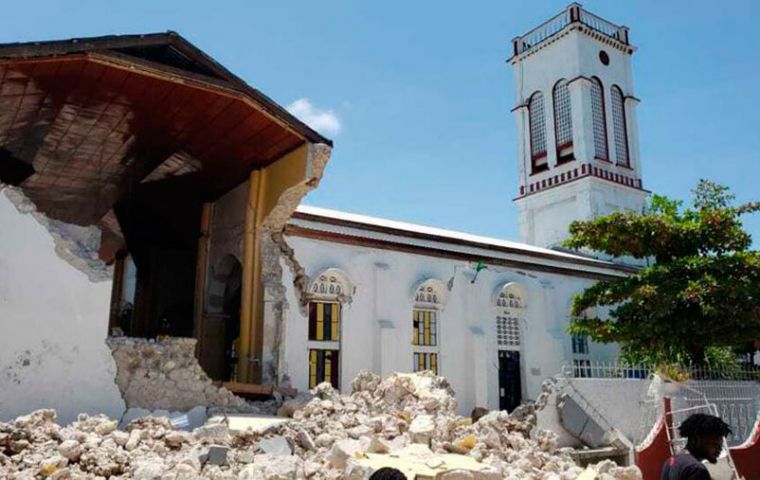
[0,4,651,420]
[272,3,648,414]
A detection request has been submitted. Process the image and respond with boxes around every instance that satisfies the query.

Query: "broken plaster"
[0,185,112,282]
[259,143,332,385]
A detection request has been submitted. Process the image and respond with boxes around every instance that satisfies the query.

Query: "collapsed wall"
[0,187,125,425]
[108,337,257,413]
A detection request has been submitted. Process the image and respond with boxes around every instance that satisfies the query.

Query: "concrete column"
[470,327,489,408]
[545,90,559,169]
[373,262,390,374]
[624,96,642,179]
[567,77,594,164]
[378,320,396,377]
[512,105,529,193]
[516,197,535,245]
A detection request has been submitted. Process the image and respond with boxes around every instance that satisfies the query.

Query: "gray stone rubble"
[0,371,641,479]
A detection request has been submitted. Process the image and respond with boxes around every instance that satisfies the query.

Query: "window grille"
[590,78,608,160]
[309,349,340,388]
[496,316,521,347]
[572,334,589,355]
[611,85,630,167]
[553,80,573,161]
[529,92,548,172]
[413,352,439,375]
[308,302,340,342]
[412,309,438,346]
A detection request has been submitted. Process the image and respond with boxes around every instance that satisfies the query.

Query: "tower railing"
[579,9,623,41]
[512,4,630,57]
[514,9,571,55]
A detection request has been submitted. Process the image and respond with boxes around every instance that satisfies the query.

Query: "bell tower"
[511,3,648,249]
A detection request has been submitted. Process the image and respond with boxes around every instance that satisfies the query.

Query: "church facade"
[264,4,649,414]
[0,5,651,420]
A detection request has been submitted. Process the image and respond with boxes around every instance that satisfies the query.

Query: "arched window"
[528,92,548,173]
[553,79,574,163]
[306,268,352,389]
[611,85,630,167]
[494,283,527,349]
[590,77,609,161]
[412,279,446,375]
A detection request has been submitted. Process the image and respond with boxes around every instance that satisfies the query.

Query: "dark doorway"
[198,255,242,381]
[222,261,242,381]
[113,180,203,339]
[498,350,522,412]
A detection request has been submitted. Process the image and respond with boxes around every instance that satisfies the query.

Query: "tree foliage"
[565,180,760,365]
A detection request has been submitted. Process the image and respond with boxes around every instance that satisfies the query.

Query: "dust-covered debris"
[108,337,269,413]
[0,371,642,479]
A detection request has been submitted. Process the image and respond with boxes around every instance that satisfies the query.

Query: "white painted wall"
[0,190,125,424]
[516,176,649,249]
[279,234,619,416]
[511,22,647,248]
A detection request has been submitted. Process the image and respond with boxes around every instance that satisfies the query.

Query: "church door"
[498,350,522,412]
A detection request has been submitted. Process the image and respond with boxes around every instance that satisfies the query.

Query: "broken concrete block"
[238,454,302,480]
[257,436,292,456]
[131,459,164,479]
[347,425,373,439]
[93,420,117,436]
[193,422,230,444]
[315,433,335,448]
[435,470,475,480]
[367,436,390,454]
[111,430,129,447]
[125,429,143,451]
[409,414,435,444]
[178,454,202,473]
[49,468,72,480]
[295,430,316,451]
[474,469,503,480]
[344,458,373,480]
[236,448,256,464]
[39,455,68,476]
[327,439,362,469]
[165,430,191,448]
[207,445,230,466]
[164,462,202,480]
[56,440,81,461]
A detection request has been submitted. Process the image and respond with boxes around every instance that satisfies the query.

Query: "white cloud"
[286,98,341,136]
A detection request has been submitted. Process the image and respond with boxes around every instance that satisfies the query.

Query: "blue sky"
[2,1,759,243]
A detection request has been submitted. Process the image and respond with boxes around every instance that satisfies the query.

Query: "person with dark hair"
[471,406,489,424]
[369,467,407,480]
[661,413,732,480]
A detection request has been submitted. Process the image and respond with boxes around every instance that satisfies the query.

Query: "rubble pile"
[0,371,642,479]
[108,337,256,412]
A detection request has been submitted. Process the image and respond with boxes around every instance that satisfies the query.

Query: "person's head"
[369,467,407,480]
[679,413,731,463]
[471,406,489,424]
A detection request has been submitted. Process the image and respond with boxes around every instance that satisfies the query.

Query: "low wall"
[107,336,251,412]
[569,378,653,442]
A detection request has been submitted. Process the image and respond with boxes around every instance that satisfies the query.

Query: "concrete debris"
[207,445,231,466]
[257,436,292,456]
[0,372,641,479]
[108,337,268,413]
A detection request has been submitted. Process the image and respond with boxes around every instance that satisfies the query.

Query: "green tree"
[564,180,760,366]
